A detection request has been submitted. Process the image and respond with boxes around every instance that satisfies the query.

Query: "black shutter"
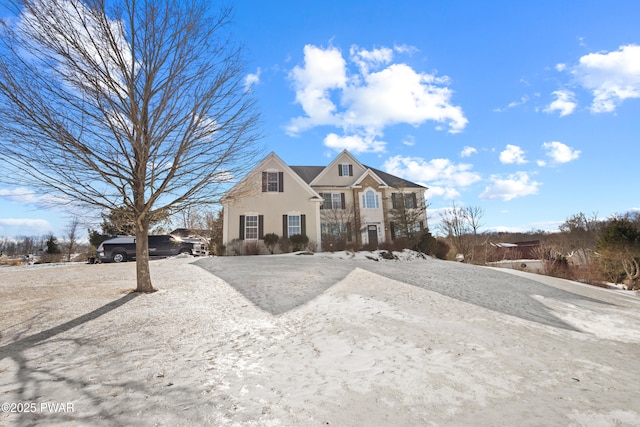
[261,172,267,192]
[258,215,264,239]
[319,193,325,210]
[282,215,288,238]
[278,172,284,192]
[338,164,343,176]
[412,193,417,209]
[391,193,399,209]
[340,193,346,209]
[348,164,353,176]
[346,222,352,242]
[301,214,306,236]
[390,222,396,240]
[419,221,424,231]
[239,215,245,240]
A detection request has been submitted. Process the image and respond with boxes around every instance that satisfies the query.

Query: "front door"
[367,225,378,248]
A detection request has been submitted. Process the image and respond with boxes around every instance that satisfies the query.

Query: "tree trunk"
[135,213,155,293]
[622,257,639,291]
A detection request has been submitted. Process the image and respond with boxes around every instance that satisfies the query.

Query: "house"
[222,150,428,252]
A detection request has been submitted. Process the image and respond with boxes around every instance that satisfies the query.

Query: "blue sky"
[1,0,639,239]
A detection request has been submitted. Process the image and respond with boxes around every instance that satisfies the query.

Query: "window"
[322,222,347,237]
[390,221,422,239]
[331,193,342,209]
[282,214,306,238]
[320,192,345,210]
[321,193,331,209]
[338,163,353,176]
[362,189,379,209]
[288,215,301,236]
[240,214,263,240]
[392,193,418,209]
[405,194,417,209]
[245,215,258,240]
[262,171,283,192]
[267,172,279,192]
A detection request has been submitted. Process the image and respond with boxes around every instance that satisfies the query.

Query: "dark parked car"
[97,235,203,263]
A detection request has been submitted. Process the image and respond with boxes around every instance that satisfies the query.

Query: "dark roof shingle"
[289,165,426,188]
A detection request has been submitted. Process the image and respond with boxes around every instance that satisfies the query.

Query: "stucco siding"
[224,156,321,246]
[222,150,428,252]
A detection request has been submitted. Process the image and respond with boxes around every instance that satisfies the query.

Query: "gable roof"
[365,166,426,189]
[352,167,389,188]
[223,152,323,202]
[289,164,426,189]
[289,166,325,184]
[307,149,365,186]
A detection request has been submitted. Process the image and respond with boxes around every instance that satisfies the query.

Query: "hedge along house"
[222,150,428,252]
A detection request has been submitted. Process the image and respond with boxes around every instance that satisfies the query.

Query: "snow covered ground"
[1,252,639,426]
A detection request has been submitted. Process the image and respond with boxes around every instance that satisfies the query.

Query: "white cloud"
[393,44,418,55]
[571,44,640,113]
[349,45,393,75]
[323,133,386,154]
[0,187,41,204]
[0,187,61,207]
[402,135,416,147]
[479,172,540,201]
[341,63,467,132]
[494,95,529,112]
[556,63,567,72]
[0,218,51,233]
[287,45,347,134]
[499,144,527,164]
[287,44,467,150]
[426,186,460,200]
[382,155,481,192]
[542,141,581,164]
[544,90,577,116]
[244,68,261,92]
[460,146,477,157]
[508,96,529,109]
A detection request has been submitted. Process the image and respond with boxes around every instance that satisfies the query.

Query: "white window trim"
[361,188,380,209]
[287,213,302,236]
[331,193,342,209]
[266,171,279,192]
[245,214,259,240]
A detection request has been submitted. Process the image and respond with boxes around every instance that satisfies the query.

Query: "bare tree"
[621,257,640,290]
[65,217,80,262]
[388,191,428,243]
[438,202,484,262]
[175,206,209,231]
[320,198,355,251]
[0,0,260,291]
[465,205,484,262]
[558,212,600,265]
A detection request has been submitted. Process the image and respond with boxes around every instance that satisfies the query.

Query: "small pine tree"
[415,229,437,255]
[45,235,61,254]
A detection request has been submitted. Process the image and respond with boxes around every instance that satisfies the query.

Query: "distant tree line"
[438,206,640,290]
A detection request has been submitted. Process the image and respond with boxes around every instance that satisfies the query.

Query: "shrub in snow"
[290,234,309,252]
[263,233,279,254]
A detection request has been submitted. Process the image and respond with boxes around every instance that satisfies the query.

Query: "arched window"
[362,189,379,209]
